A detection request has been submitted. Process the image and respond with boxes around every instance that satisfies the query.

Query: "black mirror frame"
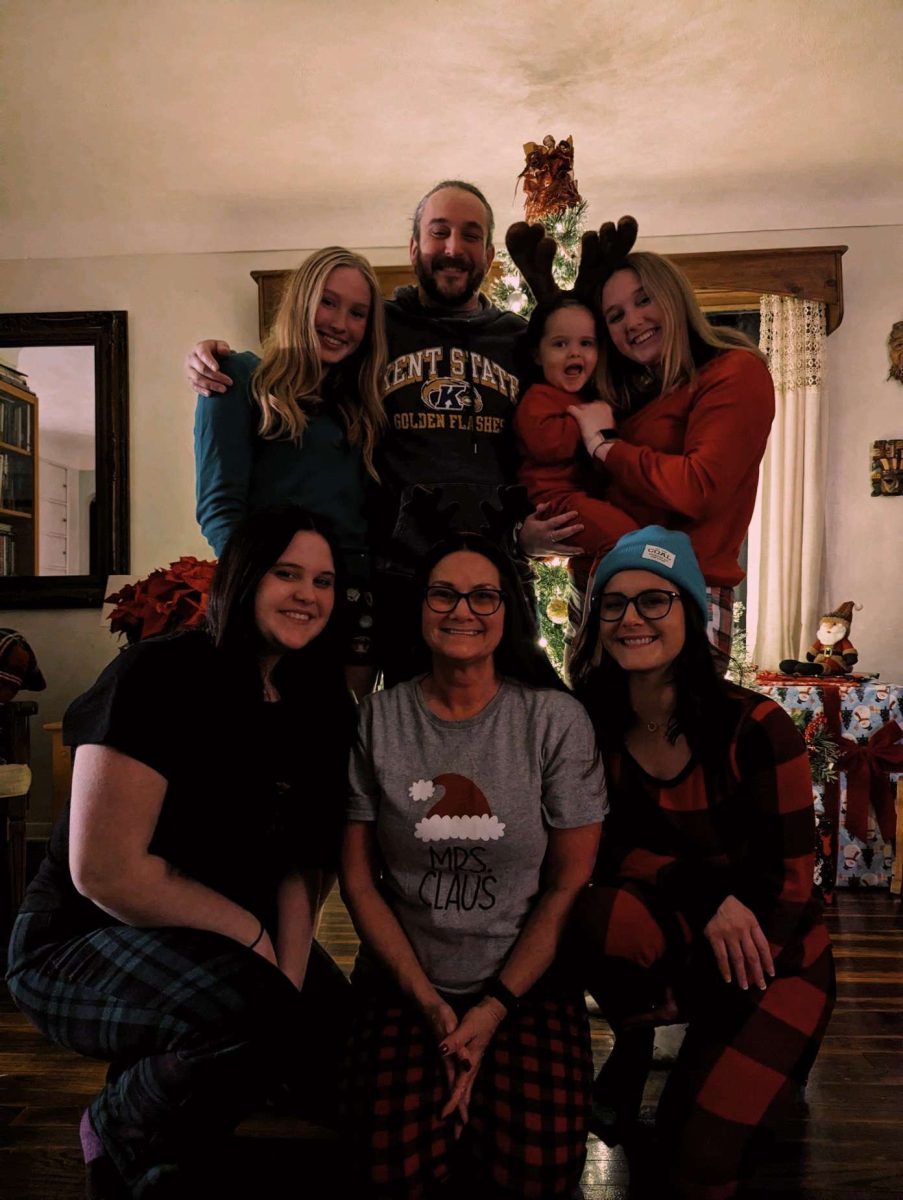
[0,311,129,608]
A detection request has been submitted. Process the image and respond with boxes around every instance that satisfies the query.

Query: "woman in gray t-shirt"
[341,532,606,1199]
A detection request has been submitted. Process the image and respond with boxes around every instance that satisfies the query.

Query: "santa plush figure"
[779,601,860,676]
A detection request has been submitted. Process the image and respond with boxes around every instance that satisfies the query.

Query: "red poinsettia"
[106,556,217,644]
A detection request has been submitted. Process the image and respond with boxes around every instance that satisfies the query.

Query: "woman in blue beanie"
[568,525,834,1199]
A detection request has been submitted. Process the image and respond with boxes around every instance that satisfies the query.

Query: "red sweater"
[603,349,774,587]
[514,382,640,558]
[514,381,588,503]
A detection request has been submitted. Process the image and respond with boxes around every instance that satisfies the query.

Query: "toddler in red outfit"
[513,295,639,565]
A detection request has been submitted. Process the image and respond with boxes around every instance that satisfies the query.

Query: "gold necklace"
[635,713,673,736]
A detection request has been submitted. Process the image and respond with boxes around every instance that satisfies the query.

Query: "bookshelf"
[0,366,38,576]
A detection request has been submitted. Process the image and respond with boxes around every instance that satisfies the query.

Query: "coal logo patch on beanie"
[641,543,676,569]
[590,525,709,623]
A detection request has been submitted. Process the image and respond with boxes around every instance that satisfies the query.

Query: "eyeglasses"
[598,589,682,622]
[424,585,506,616]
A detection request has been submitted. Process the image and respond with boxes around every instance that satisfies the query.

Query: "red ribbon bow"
[837,719,903,844]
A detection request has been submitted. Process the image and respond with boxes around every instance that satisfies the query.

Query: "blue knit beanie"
[590,526,709,623]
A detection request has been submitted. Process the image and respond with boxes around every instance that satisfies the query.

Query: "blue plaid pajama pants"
[6,912,350,1197]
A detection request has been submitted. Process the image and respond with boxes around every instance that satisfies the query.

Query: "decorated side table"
[754,674,903,901]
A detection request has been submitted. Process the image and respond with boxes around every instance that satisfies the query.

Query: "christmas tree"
[725,600,758,689]
[489,135,586,672]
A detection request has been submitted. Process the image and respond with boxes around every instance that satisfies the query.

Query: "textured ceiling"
[2,0,901,260]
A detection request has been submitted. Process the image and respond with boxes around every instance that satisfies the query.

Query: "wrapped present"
[754,674,903,901]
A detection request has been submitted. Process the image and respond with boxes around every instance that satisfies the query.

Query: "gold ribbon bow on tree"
[517,135,582,221]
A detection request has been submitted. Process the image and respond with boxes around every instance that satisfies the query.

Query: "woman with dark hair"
[341,532,606,1199]
[568,525,834,1199]
[400,532,567,688]
[6,506,354,1199]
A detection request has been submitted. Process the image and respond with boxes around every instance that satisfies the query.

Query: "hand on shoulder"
[186,339,235,396]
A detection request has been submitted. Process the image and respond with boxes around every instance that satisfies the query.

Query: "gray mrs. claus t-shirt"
[347,679,607,993]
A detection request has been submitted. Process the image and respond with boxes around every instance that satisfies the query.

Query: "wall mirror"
[0,311,129,608]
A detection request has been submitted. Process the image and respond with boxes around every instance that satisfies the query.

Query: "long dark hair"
[516,293,604,395]
[411,532,565,692]
[570,583,733,766]
[205,505,347,702]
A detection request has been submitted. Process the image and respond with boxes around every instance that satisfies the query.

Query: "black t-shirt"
[22,630,352,936]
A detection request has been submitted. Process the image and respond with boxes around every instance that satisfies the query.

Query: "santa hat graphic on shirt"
[410,774,506,842]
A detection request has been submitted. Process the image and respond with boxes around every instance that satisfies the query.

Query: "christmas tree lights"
[491,135,587,672]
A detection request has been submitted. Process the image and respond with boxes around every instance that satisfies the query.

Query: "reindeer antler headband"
[504,215,639,306]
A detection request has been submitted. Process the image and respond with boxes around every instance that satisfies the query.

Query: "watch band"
[484,978,520,1015]
[596,427,620,441]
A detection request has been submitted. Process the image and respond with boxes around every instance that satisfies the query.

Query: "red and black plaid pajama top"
[581,683,835,1199]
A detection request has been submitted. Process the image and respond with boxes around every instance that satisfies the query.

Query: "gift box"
[754,675,903,901]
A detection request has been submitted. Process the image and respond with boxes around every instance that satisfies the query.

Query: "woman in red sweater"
[563,250,775,663]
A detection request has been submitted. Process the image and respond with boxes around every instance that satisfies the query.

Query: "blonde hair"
[252,247,387,479]
[597,251,765,409]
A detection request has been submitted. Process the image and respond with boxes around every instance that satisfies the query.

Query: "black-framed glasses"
[424,585,506,616]
[598,589,682,622]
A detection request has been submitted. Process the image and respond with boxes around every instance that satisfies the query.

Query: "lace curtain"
[745,295,827,669]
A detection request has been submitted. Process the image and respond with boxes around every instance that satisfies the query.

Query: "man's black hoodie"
[375,286,528,564]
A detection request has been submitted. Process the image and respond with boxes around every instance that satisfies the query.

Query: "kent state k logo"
[420,379,484,414]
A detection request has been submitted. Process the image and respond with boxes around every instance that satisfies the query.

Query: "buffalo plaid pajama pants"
[575,880,835,1199]
[6,912,349,1197]
[342,983,593,1199]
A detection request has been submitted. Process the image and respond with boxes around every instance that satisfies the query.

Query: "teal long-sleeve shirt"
[194,352,370,579]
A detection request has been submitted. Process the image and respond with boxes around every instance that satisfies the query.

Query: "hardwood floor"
[1,891,900,1198]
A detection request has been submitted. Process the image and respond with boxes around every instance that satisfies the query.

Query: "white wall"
[40,430,94,470]
[1,225,900,822]
[817,229,903,681]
